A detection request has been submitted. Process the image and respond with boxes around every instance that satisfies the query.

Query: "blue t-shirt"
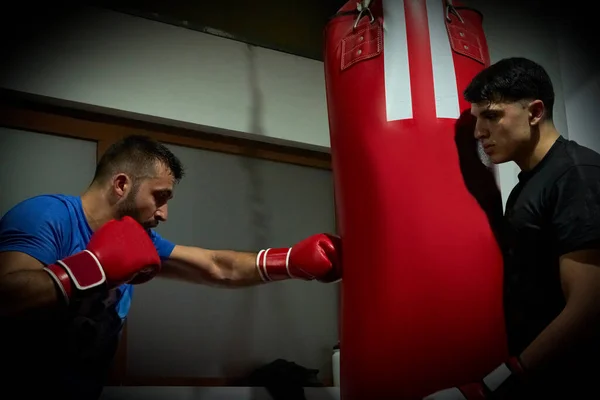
[0,193,175,323]
[0,194,175,396]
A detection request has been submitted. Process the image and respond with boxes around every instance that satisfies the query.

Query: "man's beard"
[115,185,151,229]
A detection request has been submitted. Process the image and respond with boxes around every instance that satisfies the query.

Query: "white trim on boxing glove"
[423,387,468,400]
[43,250,107,303]
[285,248,293,278]
[256,248,295,282]
[483,362,513,392]
[57,250,106,291]
[43,265,70,305]
[256,249,269,282]
[422,357,525,400]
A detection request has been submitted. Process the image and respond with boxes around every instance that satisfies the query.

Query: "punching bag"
[324,1,508,398]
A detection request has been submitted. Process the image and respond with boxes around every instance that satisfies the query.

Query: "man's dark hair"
[93,134,184,184]
[464,57,555,120]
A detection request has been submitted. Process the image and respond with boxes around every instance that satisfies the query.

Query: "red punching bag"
[324,0,509,398]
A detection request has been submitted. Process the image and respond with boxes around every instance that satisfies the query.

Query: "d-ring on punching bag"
[324,0,509,398]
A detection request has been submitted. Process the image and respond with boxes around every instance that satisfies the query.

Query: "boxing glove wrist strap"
[458,357,526,399]
[481,356,525,395]
[43,250,107,303]
[256,248,317,282]
[256,248,293,282]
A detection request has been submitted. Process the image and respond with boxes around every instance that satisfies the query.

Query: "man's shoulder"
[1,194,80,225]
[505,137,598,213]
[541,140,600,212]
[11,193,77,210]
[531,137,600,188]
[551,138,600,185]
[0,194,84,264]
[560,137,600,169]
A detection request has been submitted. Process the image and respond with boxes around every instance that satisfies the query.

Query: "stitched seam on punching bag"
[343,36,379,58]
[445,16,485,64]
[344,36,378,54]
[341,24,382,70]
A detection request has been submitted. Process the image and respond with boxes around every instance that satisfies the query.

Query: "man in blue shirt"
[0,134,342,399]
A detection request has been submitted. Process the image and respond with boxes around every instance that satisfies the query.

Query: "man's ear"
[528,99,545,126]
[112,173,131,199]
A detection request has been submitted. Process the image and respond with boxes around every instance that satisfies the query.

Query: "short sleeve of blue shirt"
[148,229,176,261]
[0,196,72,264]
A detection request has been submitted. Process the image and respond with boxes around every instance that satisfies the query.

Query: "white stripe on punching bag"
[426,0,460,119]
[383,0,412,121]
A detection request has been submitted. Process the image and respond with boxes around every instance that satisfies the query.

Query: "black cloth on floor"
[242,359,323,400]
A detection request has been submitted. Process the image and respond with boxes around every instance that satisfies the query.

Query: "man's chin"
[492,159,510,165]
[488,153,510,165]
[143,222,158,229]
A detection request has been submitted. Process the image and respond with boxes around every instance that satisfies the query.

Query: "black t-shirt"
[503,135,600,392]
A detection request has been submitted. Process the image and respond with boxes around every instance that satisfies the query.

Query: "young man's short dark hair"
[464,57,555,120]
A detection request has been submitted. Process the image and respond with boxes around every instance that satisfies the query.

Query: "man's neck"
[516,122,561,172]
[80,186,116,232]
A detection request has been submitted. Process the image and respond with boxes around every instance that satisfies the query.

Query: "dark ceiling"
[92,0,348,60]
[5,0,591,65]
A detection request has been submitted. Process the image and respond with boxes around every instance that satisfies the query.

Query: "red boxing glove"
[422,357,526,400]
[256,233,342,283]
[44,216,161,304]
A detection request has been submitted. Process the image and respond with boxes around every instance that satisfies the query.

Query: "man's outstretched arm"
[159,233,342,287]
[159,246,260,287]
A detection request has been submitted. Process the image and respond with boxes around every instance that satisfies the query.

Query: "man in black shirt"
[423,58,600,399]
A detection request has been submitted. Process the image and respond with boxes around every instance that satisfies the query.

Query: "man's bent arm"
[0,251,62,317]
[518,249,600,378]
[160,245,262,287]
[421,248,600,399]
[517,167,600,380]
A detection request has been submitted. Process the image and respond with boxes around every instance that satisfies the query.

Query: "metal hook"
[445,0,464,23]
[353,0,375,30]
